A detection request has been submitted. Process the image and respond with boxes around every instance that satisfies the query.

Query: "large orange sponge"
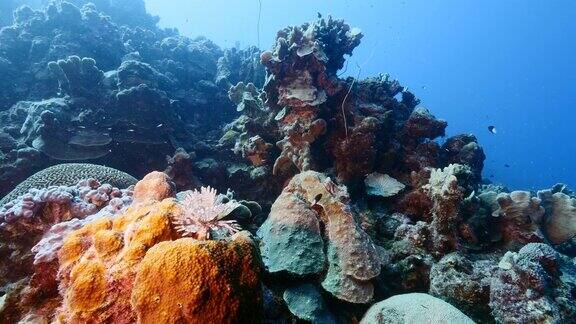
[131,235,263,324]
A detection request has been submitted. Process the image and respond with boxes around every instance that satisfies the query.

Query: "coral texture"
[283,283,336,323]
[132,235,262,323]
[490,243,576,322]
[258,171,381,304]
[364,172,405,197]
[0,163,136,205]
[1,4,575,324]
[429,253,498,322]
[360,293,475,323]
[538,190,576,245]
[492,190,545,248]
[0,176,133,322]
[2,171,264,323]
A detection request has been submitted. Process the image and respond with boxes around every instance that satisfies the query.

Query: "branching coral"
[171,186,241,239]
[257,17,362,176]
[47,55,104,98]
[423,164,472,255]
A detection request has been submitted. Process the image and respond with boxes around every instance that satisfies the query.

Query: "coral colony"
[0,1,575,323]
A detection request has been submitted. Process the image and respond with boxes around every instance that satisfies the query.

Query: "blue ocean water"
[145,0,576,191]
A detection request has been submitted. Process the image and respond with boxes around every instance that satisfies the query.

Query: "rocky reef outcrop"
[0,0,262,199]
[258,171,381,309]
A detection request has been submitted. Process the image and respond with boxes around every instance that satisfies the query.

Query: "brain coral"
[0,163,137,205]
[360,293,474,324]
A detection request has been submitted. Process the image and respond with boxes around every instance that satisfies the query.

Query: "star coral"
[172,186,241,239]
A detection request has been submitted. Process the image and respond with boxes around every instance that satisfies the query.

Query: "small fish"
[488,126,497,134]
[311,194,323,207]
[78,125,85,129]
[317,12,322,19]
[107,127,112,131]
[314,194,322,203]
[156,123,163,128]
[127,129,135,132]
[504,164,511,168]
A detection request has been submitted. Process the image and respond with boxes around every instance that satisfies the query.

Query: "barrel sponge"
[0,163,137,205]
[131,236,263,324]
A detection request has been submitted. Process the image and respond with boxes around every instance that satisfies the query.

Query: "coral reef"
[490,243,576,322]
[1,3,575,323]
[538,188,576,245]
[258,171,381,307]
[492,190,545,248]
[429,253,498,322]
[0,171,263,323]
[0,175,133,322]
[260,17,361,175]
[163,148,199,191]
[0,163,136,205]
[0,0,248,198]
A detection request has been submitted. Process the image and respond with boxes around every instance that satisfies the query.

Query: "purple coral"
[172,186,241,240]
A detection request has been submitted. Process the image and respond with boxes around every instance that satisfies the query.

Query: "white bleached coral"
[364,172,405,197]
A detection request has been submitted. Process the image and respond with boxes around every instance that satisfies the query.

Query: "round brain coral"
[131,235,263,323]
[0,163,137,205]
